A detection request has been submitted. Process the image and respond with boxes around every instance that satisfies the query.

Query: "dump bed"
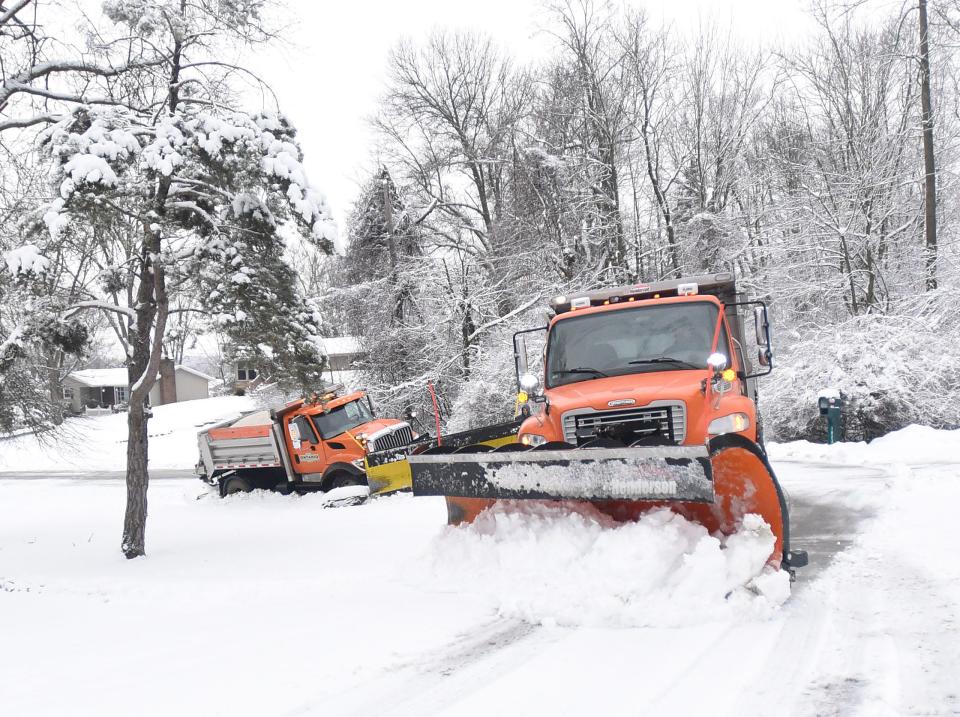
[197,411,284,476]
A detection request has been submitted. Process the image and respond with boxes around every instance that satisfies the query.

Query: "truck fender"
[320,461,365,491]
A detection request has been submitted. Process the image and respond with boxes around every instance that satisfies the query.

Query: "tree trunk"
[47,357,64,426]
[122,400,149,558]
[919,0,937,290]
[120,221,170,558]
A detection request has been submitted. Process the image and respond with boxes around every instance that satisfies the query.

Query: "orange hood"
[351,418,402,438]
[545,370,707,415]
[520,368,754,446]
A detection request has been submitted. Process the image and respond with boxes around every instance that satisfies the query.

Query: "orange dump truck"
[409,273,807,573]
[196,389,413,497]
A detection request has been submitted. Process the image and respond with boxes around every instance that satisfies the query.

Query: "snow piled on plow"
[423,503,790,628]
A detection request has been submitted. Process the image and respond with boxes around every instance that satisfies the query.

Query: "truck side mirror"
[753,306,768,347]
[519,372,541,394]
[707,352,728,373]
[514,335,529,383]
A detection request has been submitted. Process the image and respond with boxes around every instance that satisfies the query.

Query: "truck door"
[286,414,326,479]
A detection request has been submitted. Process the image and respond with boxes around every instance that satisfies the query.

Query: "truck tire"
[222,476,253,495]
[327,472,363,490]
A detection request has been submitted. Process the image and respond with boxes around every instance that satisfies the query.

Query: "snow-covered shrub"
[763,292,960,442]
[446,329,519,433]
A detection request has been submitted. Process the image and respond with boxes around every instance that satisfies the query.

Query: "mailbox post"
[818,392,844,444]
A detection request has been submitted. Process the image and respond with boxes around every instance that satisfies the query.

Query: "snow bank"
[0,395,255,471]
[768,424,960,466]
[421,503,789,628]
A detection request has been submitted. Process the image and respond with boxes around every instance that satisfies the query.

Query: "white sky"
[250,0,814,241]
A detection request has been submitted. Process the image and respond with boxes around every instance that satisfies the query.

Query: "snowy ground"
[1,412,959,715]
[0,396,256,471]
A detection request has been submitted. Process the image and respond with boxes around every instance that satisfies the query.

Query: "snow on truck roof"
[550,273,737,315]
[66,365,214,388]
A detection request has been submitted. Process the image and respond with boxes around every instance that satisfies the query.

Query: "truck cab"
[197,388,414,496]
[408,273,805,571]
[514,273,772,451]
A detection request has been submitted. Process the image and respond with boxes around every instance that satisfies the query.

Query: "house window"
[62,386,74,400]
[237,364,259,382]
[115,386,128,403]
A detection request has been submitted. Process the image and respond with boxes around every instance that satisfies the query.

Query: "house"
[319,336,364,387]
[230,336,365,393]
[233,360,262,393]
[63,360,213,413]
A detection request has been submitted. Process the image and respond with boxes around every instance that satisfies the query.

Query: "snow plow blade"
[365,419,523,497]
[411,433,803,570]
[410,445,713,502]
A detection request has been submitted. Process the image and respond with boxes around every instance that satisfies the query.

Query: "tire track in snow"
[291,617,559,716]
[737,462,960,716]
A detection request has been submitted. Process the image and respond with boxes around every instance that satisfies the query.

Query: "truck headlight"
[520,433,547,447]
[351,458,366,469]
[707,413,751,435]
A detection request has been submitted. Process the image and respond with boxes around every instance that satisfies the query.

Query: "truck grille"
[562,402,687,446]
[367,423,414,453]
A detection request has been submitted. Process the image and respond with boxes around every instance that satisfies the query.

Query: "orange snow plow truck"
[196,389,413,498]
[409,273,808,573]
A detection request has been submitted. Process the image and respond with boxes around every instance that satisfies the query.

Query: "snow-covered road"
[0,469,191,480]
[1,433,958,716]
[306,462,895,716]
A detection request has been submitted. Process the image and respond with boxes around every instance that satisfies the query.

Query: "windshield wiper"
[628,357,701,369]
[553,367,610,379]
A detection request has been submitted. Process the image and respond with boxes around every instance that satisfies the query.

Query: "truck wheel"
[222,476,253,495]
[328,472,363,490]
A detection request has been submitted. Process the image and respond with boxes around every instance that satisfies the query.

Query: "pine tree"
[12,1,337,558]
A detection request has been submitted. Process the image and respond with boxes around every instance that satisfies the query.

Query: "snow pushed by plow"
[423,502,790,628]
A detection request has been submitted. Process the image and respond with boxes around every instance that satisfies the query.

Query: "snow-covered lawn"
[1,425,958,715]
[0,396,255,471]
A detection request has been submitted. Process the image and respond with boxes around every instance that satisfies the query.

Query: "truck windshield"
[546,301,726,388]
[311,399,374,438]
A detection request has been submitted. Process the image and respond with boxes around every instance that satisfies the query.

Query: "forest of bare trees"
[4,0,960,472]
[329,0,960,442]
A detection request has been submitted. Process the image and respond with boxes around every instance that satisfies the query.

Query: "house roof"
[66,364,213,388]
[66,368,129,388]
[318,336,362,356]
[176,365,214,381]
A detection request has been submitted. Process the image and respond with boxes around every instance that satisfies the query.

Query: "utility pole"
[919,0,937,290]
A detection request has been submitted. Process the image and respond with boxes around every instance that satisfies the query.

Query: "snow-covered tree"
[6,0,336,558]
